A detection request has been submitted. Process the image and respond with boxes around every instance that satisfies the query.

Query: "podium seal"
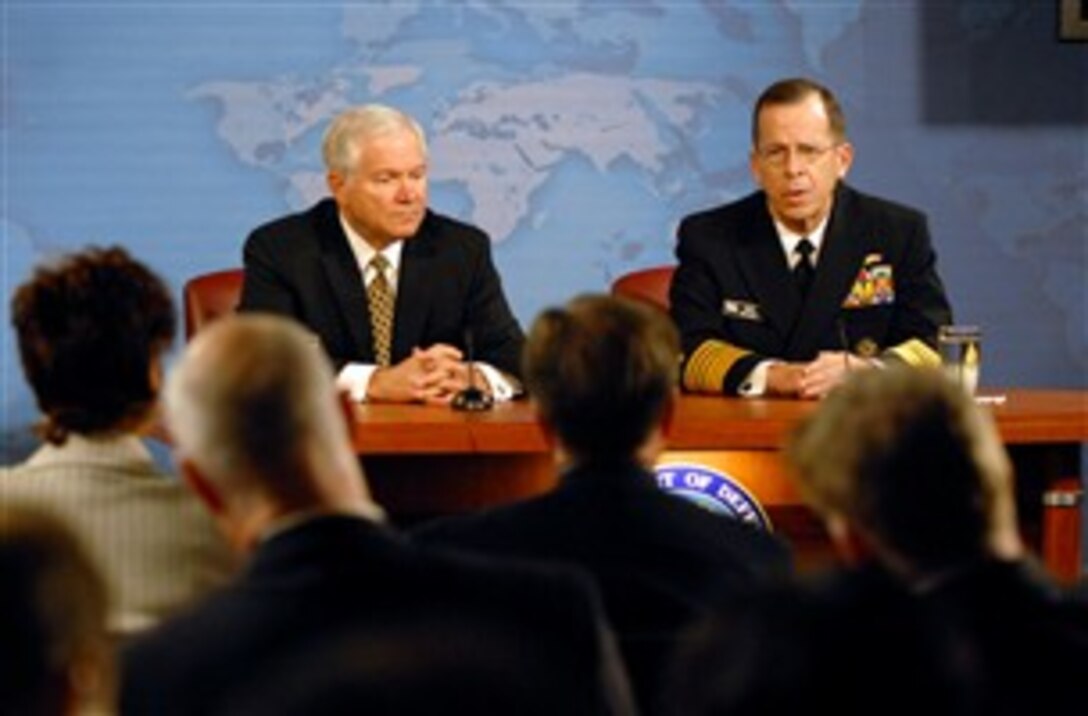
[654,463,772,531]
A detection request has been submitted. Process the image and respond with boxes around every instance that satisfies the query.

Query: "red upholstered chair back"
[610,266,676,313]
[182,269,245,339]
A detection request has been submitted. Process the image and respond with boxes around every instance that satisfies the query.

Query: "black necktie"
[794,238,815,298]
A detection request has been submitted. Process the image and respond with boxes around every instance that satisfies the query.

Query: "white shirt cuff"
[475,362,518,402]
[738,360,777,398]
[336,363,377,402]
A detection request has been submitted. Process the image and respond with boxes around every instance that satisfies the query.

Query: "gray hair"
[165,315,349,498]
[322,104,428,175]
[786,367,1019,575]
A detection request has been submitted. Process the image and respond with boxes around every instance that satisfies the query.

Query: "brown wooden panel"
[350,390,1087,581]
[349,401,547,454]
[364,453,555,519]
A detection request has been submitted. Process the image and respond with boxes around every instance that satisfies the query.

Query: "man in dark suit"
[785,367,1088,714]
[240,104,523,405]
[671,77,952,398]
[120,315,634,716]
[415,295,791,712]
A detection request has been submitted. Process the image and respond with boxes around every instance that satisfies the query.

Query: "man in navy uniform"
[671,77,951,398]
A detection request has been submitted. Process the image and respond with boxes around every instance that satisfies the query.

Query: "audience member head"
[522,294,679,465]
[0,505,111,716]
[11,246,176,445]
[164,314,374,551]
[787,367,1022,579]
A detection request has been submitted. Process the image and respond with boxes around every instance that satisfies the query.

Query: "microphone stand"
[451,330,494,412]
[837,316,851,374]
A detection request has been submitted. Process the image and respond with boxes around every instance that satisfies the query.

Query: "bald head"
[165,315,364,509]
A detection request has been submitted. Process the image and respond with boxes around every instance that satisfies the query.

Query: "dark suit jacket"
[121,515,634,716]
[664,565,973,716]
[240,199,525,377]
[921,559,1088,715]
[670,183,952,394]
[414,462,792,711]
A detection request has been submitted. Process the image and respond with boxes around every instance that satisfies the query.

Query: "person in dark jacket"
[121,314,634,716]
[785,367,1088,714]
[416,294,791,712]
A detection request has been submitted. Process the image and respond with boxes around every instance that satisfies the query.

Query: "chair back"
[610,266,675,312]
[182,269,245,339]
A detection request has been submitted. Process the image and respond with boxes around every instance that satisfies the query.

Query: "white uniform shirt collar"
[775,213,831,270]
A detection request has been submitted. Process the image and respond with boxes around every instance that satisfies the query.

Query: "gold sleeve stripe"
[886,338,940,367]
[683,340,750,393]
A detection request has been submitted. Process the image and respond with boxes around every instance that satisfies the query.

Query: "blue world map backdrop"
[2,1,1085,462]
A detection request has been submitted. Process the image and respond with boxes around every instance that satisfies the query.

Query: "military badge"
[843,255,895,308]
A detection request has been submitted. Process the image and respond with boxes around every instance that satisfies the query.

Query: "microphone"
[836,315,851,373]
[451,329,494,412]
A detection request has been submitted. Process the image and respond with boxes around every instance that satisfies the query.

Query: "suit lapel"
[391,213,438,361]
[735,198,798,338]
[315,206,373,360]
[787,185,868,355]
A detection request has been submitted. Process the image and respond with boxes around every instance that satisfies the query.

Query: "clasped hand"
[367,344,488,405]
[767,351,875,399]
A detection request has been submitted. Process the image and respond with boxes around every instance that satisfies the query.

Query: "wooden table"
[350,390,1087,581]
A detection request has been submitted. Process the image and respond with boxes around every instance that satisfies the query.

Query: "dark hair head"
[522,294,679,463]
[11,246,176,444]
[751,77,847,146]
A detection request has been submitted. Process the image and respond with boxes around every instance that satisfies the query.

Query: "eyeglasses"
[755,143,839,168]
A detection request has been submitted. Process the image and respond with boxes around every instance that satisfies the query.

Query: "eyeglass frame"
[753,142,843,168]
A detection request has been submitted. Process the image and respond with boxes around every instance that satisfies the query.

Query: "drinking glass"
[938,325,982,394]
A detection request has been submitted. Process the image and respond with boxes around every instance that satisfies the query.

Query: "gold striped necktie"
[367,254,394,366]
